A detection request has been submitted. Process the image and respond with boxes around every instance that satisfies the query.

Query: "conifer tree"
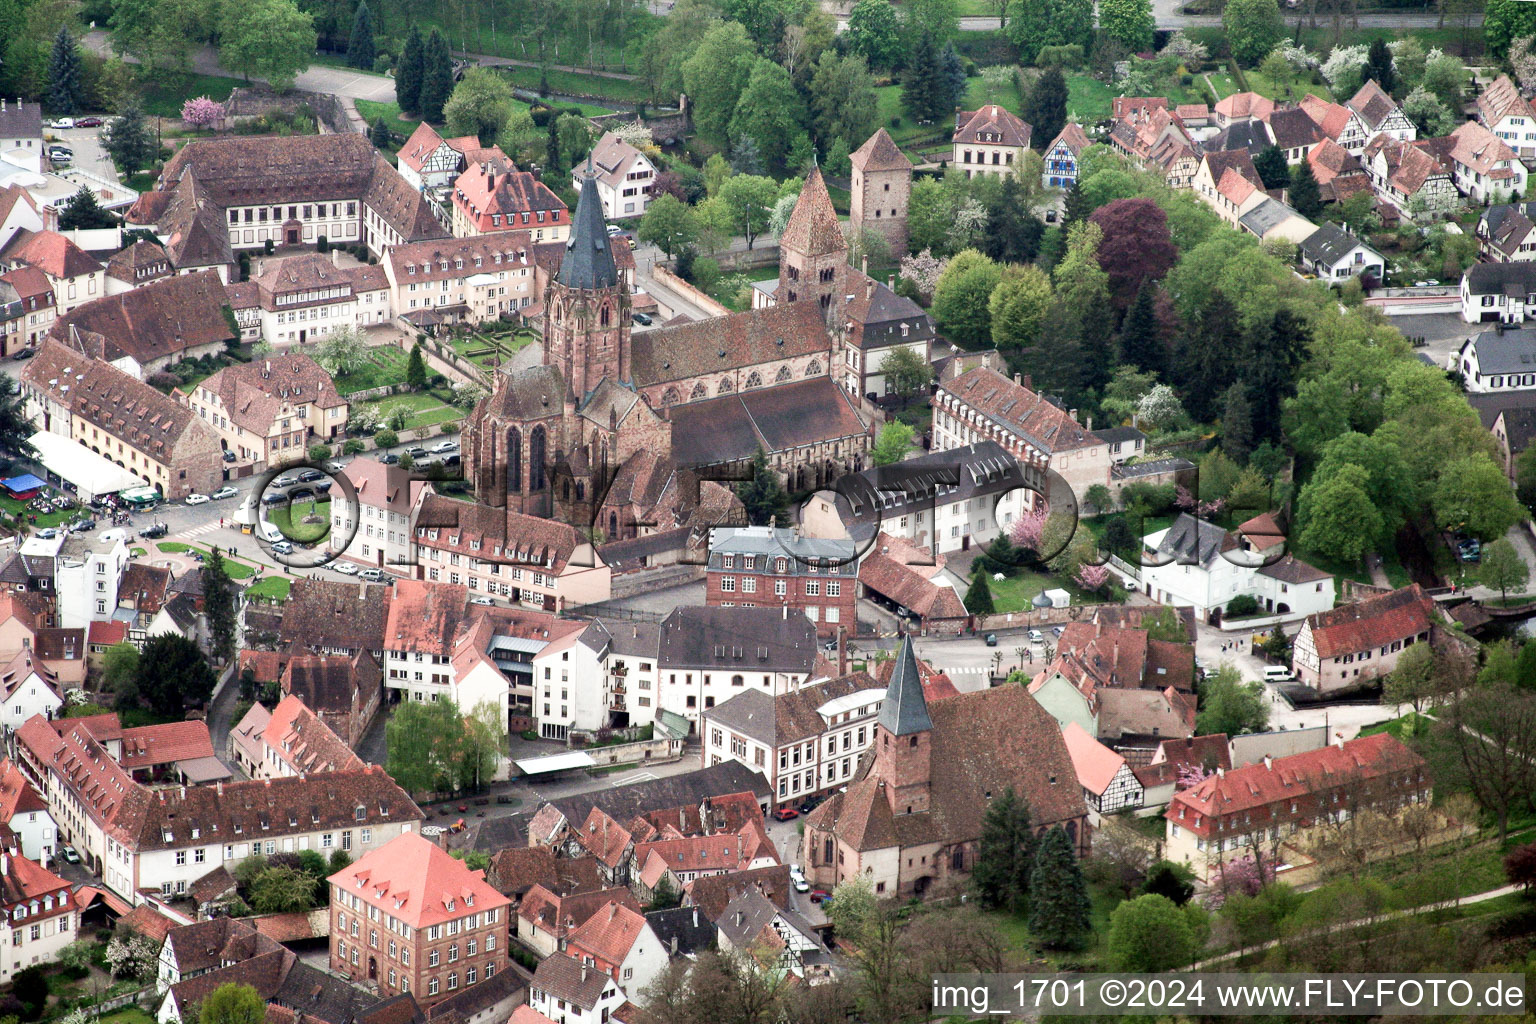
[203,549,237,664]
[395,25,424,116]
[369,117,392,148]
[1021,68,1068,150]
[1029,825,1092,949]
[1062,178,1089,226]
[735,447,791,525]
[406,343,427,388]
[1223,382,1255,463]
[1289,160,1323,219]
[347,1,376,70]
[901,33,939,123]
[46,27,84,115]
[964,570,995,616]
[1117,280,1163,375]
[972,787,1035,911]
[419,30,454,123]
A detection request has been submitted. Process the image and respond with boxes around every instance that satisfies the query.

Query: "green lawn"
[355,99,421,155]
[1359,711,1434,741]
[155,541,258,577]
[268,499,332,544]
[98,1010,158,1024]
[361,391,463,432]
[980,568,1098,614]
[1209,65,1332,104]
[156,541,189,553]
[1065,73,1117,122]
[141,74,245,119]
[245,576,292,601]
[446,328,536,369]
[0,494,80,529]
[334,346,413,395]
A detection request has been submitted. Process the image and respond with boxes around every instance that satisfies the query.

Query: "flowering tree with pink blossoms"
[1074,562,1110,593]
[898,248,946,303]
[1176,762,1212,790]
[1009,504,1049,554]
[181,97,225,129]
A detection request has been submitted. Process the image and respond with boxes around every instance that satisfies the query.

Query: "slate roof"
[1239,197,1306,238]
[779,167,845,257]
[0,101,41,141]
[1465,262,1536,298]
[706,672,883,749]
[658,606,818,673]
[630,299,830,387]
[878,635,931,736]
[839,271,933,352]
[559,163,618,291]
[645,906,716,956]
[1265,107,1324,150]
[849,128,912,173]
[1302,584,1436,659]
[1207,121,1270,154]
[667,375,866,467]
[1151,513,1234,569]
[1466,326,1536,373]
[1299,221,1372,265]
[51,271,233,365]
[1498,406,1536,457]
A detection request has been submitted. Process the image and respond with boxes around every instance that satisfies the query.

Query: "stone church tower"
[778,167,848,313]
[849,129,914,255]
[545,161,631,401]
[871,635,933,816]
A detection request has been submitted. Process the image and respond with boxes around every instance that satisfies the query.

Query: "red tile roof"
[1303,584,1435,660]
[118,902,178,943]
[327,831,509,929]
[117,720,216,768]
[572,808,633,869]
[88,621,128,648]
[382,578,468,656]
[1062,721,1129,795]
[953,105,1032,149]
[0,759,45,820]
[566,901,649,968]
[1166,733,1426,838]
[262,694,365,774]
[0,229,102,280]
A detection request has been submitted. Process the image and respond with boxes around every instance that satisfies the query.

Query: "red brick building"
[328,831,511,1007]
[704,525,857,636]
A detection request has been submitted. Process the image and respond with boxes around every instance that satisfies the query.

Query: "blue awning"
[1,474,46,493]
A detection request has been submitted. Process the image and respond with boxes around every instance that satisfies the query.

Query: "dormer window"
[446,898,455,911]
[355,805,366,821]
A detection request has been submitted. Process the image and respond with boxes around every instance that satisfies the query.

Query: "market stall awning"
[1,474,46,495]
[27,432,145,497]
[513,751,596,776]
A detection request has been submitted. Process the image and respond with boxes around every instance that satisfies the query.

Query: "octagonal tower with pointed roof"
[777,167,848,313]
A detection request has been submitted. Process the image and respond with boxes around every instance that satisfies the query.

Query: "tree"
[1142,861,1195,905]
[134,634,217,717]
[199,985,265,1024]
[386,698,470,795]
[716,174,778,249]
[1402,85,1454,137]
[1108,894,1201,970]
[845,0,903,70]
[989,264,1053,353]
[396,25,424,116]
[1223,383,1254,462]
[345,0,375,70]
[1052,221,1113,392]
[1383,642,1438,713]
[203,549,237,664]
[982,174,1044,264]
[102,642,139,697]
[638,195,699,258]
[443,69,517,142]
[1433,453,1526,540]
[1480,537,1530,601]
[871,421,915,465]
[406,344,427,389]
[1117,280,1164,375]
[901,31,941,123]
[1289,160,1323,219]
[1365,37,1396,93]
[964,570,994,615]
[1445,682,1536,839]
[807,52,878,155]
[683,23,757,145]
[1099,0,1153,52]
[1297,463,1382,565]
[58,187,115,230]
[418,30,453,123]
[1196,664,1269,736]
[369,117,392,148]
[1029,826,1091,949]
[1088,198,1177,310]
[1223,0,1285,66]
[932,250,1002,349]
[730,60,807,175]
[181,96,225,129]
[218,0,316,92]
[971,786,1035,910]
[736,446,791,524]
[109,0,206,78]
[45,27,82,115]
[1021,68,1067,151]
[103,105,157,177]
[1505,842,1536,891]
[248,865,320,913]
[1253,145,1290,189]
[880,345,931,398]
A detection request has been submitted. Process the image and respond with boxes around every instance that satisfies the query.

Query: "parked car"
[48,148,71,164]
[431,440,459,454]
[271,540,294,555]
[809,890,831,904]
[1457,538,1481,563]
[404,446,428,459]
[469,595,495,605]
[1028,629,1045,644]
[35,528,57,539]
[333,561,360,576]
[984,633,998,646]
[75,116,103,128]
[324,460,346,473]
[61,845,80,864]
[632,312,653,326]
[379,452,400,465]
[211,486,238,500]
[185,493,209,505]
[48,117,74,130]
[359,567,385,582]
[261,492,287,506]
[297,469,325,483]
[139,523,167,538]
[772,807,799,821]
[222,450,237,462]
[10,347,34,360]
[442,453,461,467]
[272,474,299,488]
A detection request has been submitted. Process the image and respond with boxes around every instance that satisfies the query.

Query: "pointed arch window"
[691,383,707,399]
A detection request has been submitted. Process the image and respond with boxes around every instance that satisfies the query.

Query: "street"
[48,124,117,183]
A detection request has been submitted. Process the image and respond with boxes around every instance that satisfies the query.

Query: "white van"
[1263,666,1295,682]
[259,519,282,543]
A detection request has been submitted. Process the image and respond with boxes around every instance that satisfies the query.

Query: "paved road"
[81,32,399,104]
[935,5,1480,29]
[48,124,118,183]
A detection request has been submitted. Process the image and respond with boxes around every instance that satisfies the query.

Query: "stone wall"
[225,87,353,135]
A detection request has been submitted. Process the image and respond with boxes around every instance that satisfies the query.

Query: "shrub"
[317,235,330,253]
[373,428,398,448]
[147,371,180,391]
[373,54,393,74]
[1226,594,1260,617]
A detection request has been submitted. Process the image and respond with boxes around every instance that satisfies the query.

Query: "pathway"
[458,51,641,82]
[1187,882,1521,970]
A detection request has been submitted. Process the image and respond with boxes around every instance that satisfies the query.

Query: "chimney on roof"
[692,907,698,927]
[332,248,342,268]
[216,780,223,796]
[861,254,868,276]
[609,902,617,920]
[1216,766,1225,778]
[670,935,678,955]
[580,963,588,983]
[1335,733,1345,749]
[1264,754,1273,771]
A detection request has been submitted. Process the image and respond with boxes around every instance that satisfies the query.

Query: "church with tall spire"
[801,635,1089,898]
[464,150,889,539]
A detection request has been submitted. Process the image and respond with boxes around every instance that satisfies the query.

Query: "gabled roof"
[1299,221,1373,265]
[1044,122,1091,159]
[262,694,365,774]
[1478,75,1536,128]
[0,229,102,280]
[1348,79,1403,129]
[51,271,232,364]
[682,863,791,919]
[1302,584,1436,659]
[567,900,651,965]
[1448,120,1519,177]
[1266,107,1324,151]
[1214,91,1274,122]
[953,105,1032,149]
[1062,721,1130,796]
[630,301,831,387]
[938,367,1101,454]
[658,606,818,673]
[586,132,650,187]
[530,950,618,1010]
[0,759,46,820]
